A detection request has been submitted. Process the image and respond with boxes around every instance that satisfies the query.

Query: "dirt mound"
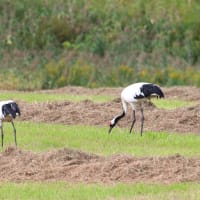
[19,100,200,134]
[164,86,200,101]
[1,147,200,183]
[37,86,121,97]
[15,86,200,134]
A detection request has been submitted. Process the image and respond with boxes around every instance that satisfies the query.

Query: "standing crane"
[0,100,21,147]
[109,82,164,135]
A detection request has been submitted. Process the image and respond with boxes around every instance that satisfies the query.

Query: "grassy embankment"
[1,0,200,89]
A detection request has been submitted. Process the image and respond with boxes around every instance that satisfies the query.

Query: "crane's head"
[108,118,116,133]
[108,111,125,134]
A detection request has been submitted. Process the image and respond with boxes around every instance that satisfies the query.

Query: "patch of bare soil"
[18,99,200,134]
[15,86,199,134]
[0,146,200,184]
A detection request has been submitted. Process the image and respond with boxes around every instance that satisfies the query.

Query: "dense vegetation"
[0,0,200,90]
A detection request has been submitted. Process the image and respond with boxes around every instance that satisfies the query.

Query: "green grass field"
[0,91,114,103]
[0,90,196,110]
[0,91,199,200]
[1,121,200,199]
[0,182,200,200]
[2,122,200,157]
[151,98,195,110]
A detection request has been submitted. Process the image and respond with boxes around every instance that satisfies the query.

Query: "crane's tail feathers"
[11,102,21,116]
[2,102,20,119]
[140,84,164,99]
[151,85,164,98]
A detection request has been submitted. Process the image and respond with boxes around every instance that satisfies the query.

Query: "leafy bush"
[43,59,69,88]
[69,61,94,86]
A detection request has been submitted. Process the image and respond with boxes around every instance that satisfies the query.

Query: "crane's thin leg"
[129,110,136,134]
[1,125,4,147]
[140,108,144,136]
[11,121,17,147]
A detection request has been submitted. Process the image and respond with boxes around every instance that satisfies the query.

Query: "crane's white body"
[121,82,149,102]
[121,82,150,112]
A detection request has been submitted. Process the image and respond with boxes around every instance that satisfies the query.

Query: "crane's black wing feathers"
[2,102,21,118]
[135,84,164,99]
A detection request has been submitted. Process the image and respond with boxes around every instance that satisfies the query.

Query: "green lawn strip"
[0,91,196,110]
[0,91,113,103]
[2,122,200,157]
[0,182,199,200]
[152,98,195,110]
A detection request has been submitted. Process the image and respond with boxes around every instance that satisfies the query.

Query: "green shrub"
[0,73,19,90]
[69,61,94,86]
[42,59,70,88]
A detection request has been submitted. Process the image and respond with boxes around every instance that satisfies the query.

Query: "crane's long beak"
[108,126,113,134]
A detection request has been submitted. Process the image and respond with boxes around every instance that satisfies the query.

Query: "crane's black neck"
[114,111,125,125]
[109,111,126,133]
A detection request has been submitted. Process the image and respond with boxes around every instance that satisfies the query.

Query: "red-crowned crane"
[109,82,164,135]
[0,100,21,147]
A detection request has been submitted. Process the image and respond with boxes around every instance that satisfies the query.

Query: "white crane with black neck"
[109,82,164,135]
[0,100,21,147]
